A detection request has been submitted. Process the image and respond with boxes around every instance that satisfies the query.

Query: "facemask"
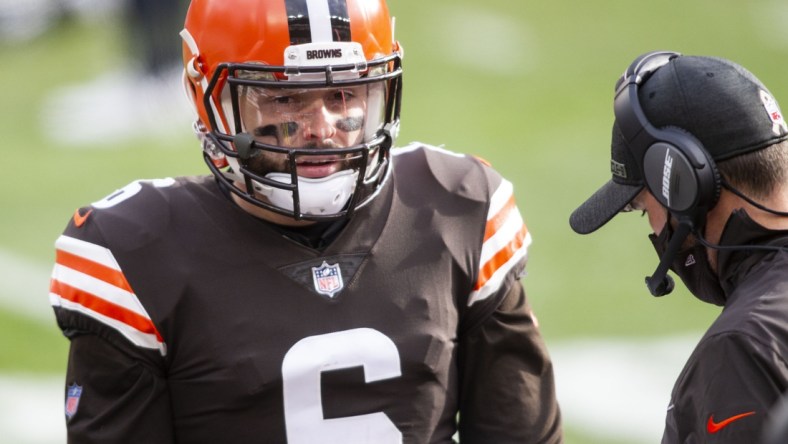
[649,222,727,306]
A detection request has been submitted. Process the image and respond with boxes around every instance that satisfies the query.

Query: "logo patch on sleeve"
[65,383,83,420]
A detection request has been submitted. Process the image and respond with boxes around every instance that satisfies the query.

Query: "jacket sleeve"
[663,332,787,443]
[457,279,563,444]
[62,328,174,443]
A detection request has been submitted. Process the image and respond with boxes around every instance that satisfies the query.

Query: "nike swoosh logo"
[73,208,93,228]
[706,411,756,433]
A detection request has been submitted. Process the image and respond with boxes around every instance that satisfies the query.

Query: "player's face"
[239,84,377,179]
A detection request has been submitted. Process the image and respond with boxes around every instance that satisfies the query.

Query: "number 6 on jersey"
[282,328,403,443]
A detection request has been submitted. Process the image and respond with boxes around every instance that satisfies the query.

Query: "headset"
[614,51,721,225]
[613,51,787,296]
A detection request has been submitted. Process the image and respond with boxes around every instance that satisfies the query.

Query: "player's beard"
[245,116,367,178]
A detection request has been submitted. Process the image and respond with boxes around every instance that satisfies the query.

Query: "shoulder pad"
[392,143,502,202]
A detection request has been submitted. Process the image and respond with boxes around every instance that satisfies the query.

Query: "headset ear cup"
[640,126,720,220]
[663,126,720,211]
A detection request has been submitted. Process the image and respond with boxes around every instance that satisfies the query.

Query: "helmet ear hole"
[186,56,203,80]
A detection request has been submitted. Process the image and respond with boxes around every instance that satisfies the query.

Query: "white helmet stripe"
[179,28,228,134]
[306,0,333,42]
[286,0,351,43]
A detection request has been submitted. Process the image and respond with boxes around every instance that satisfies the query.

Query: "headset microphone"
[646,270,675,297]
[646,218,692,296]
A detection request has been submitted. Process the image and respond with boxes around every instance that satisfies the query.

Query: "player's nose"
[302,101,337,142]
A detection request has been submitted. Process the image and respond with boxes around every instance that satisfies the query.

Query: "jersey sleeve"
[50,203,173,440]
[64,334,174,442]
[457,170,561,442]
[457,280,562,443]
[663,332,786,443]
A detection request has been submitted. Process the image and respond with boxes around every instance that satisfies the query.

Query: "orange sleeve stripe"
[474,224,528,291]
[55,249,133,293]
[483,195,517,242]
[50,279,163,342]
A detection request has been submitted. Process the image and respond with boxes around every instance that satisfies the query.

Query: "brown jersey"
[50,143,562,443]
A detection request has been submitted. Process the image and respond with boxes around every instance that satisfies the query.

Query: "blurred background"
[1,0,786,442]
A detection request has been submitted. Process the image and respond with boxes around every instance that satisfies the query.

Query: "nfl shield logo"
[65,383,83,420]
[312,261,344,298]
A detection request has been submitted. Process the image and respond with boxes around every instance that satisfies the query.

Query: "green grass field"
[1,1,786,442]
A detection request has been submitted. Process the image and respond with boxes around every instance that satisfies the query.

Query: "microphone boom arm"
[646,218,693,297]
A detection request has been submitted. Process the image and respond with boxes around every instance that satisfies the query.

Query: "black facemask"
[649,222,727,306]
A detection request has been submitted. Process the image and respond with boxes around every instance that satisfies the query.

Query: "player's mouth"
[296,156,343,178]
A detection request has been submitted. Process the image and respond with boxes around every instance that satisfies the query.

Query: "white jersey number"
[282,328,403,444]
[92,178,175,209]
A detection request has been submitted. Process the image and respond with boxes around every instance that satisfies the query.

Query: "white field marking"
[40,67,193,147]
[0,248,55,323]
[550,334,700,444]
[432,8,537,76]
[0,375,64,444]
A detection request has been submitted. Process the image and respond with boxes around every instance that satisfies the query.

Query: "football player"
[49,0,563,442]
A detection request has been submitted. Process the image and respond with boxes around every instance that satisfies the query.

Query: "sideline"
[551,335,698,443]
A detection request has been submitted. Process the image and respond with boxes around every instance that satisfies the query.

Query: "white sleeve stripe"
[479,209,525,265]
[470,179,529,307]
[468,232,531,307]
[51,293,166,356]
[51,264,151,319]
[487,179,514,221]
[55,235,121,271]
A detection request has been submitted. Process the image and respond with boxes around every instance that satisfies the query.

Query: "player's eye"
[332,90,351,101]
[267,94,306,112]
